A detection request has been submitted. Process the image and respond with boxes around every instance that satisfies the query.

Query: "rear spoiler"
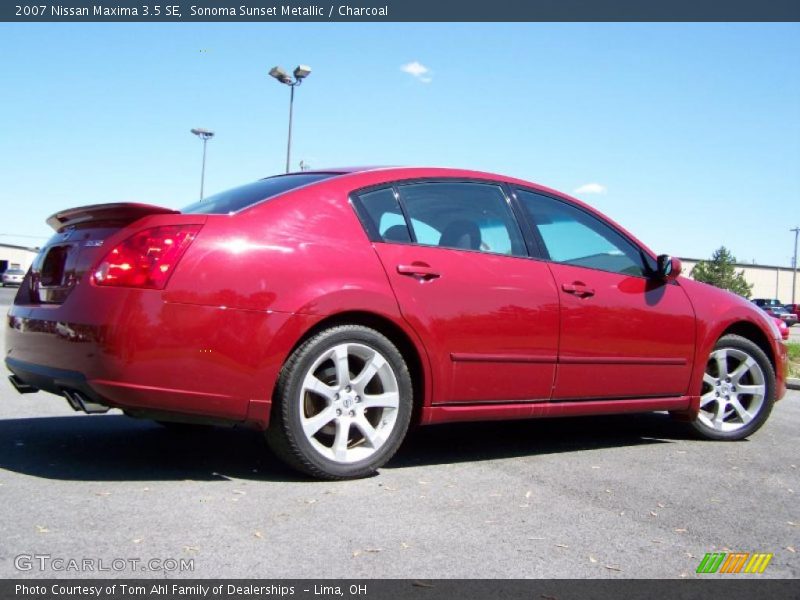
[46,203,179,232]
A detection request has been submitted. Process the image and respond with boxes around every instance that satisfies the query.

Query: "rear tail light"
[93,225,202,289]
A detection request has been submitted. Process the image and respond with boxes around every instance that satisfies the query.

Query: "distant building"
[0,243,38,274]
[680,257,800,302]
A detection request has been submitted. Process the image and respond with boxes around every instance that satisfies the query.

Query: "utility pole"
[792,227,799,304]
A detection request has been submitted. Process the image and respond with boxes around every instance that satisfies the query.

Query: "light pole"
[268,65,311,173]
[791,226,799,304]
[190,128,214,201]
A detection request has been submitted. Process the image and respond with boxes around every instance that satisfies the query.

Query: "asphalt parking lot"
[0,286,798,579]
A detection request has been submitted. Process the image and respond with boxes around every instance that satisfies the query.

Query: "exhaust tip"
[8,375,38,394]
[62,389,82,411]
[62,389,110,414]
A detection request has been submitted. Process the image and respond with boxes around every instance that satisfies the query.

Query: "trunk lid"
[23,203,180,304]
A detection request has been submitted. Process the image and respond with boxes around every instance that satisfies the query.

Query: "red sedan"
[5,167,789,479]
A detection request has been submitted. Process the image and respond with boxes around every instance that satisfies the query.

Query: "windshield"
[182,173,339,215]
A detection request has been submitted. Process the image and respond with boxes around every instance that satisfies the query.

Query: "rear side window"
[397,182,526,256]
[356,188,412,243]
[182,173,338,215]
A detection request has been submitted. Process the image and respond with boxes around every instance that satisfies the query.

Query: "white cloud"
[573,183,607,195]
[401,61,432,83]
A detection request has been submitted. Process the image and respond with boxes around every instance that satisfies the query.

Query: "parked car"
[752,298,784,308]
[4,167,789,479]
[772,317,790,341]
[763,305,798,327]
[1,268,25,287]
[785,303,800,319]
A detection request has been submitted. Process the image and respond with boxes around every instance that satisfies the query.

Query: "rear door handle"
[397,263,440,281]
[561,282,595,298]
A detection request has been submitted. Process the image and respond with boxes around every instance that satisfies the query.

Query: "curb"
[788,378,800,391]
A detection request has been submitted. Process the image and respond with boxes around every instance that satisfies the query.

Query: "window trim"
[350,177,533,259]
[510,185,658,279]
[349,186,400,243]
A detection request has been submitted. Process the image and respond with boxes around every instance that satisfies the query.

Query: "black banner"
[3,0,800,22]
[3,580,800,600]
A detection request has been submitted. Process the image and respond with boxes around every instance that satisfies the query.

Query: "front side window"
[396,182,526,256]
[516,188,647,276]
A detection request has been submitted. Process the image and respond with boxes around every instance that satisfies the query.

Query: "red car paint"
[773,317,790,341]
[5,167,788,431]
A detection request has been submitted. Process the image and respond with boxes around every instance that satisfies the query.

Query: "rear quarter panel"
[165,174,434,408]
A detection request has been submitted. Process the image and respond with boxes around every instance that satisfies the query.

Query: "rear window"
[182,173,338,215]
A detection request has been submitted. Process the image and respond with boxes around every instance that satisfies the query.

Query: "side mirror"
[656,255,682,281]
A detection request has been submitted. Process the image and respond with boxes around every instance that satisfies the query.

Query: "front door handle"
[397,263,440,281]
[562,282,595,298]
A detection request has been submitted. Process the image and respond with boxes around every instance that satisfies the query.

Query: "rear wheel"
[690,334,775,440]
[267,325,413,480]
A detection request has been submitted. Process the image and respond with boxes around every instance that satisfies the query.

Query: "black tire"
[267,325,413,480]
[690,334,775,441]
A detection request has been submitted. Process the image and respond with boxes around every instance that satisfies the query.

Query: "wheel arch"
[675,316,779,422]
[276,310,430,425]
[720,320,776,370]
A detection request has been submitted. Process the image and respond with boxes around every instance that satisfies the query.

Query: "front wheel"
[690,334,775,441]
[267,325,413,480]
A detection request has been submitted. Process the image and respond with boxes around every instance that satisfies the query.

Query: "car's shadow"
[0,411,694,482]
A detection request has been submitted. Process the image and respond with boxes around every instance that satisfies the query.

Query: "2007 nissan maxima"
[5,167,788,479]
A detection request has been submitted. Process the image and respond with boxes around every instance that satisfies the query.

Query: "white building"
[0,243,38,274]
[680,257,800,303]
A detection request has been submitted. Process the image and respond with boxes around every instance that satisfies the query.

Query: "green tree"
[690,246,753,298]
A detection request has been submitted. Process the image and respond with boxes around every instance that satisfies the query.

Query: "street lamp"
[269,64,311,173]
[791,226,799,304]
[190,128,215,201]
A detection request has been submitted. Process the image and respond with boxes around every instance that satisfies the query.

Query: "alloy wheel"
[298,342,400,464]
[698,347,766,433]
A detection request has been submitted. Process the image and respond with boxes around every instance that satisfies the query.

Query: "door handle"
[561,282,595,298]
[397,263,440,281]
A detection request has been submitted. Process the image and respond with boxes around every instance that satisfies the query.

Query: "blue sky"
[1,23,798,265]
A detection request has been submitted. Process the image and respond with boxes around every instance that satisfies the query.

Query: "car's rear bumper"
[6,358,113,413]
[5,289,316,427]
